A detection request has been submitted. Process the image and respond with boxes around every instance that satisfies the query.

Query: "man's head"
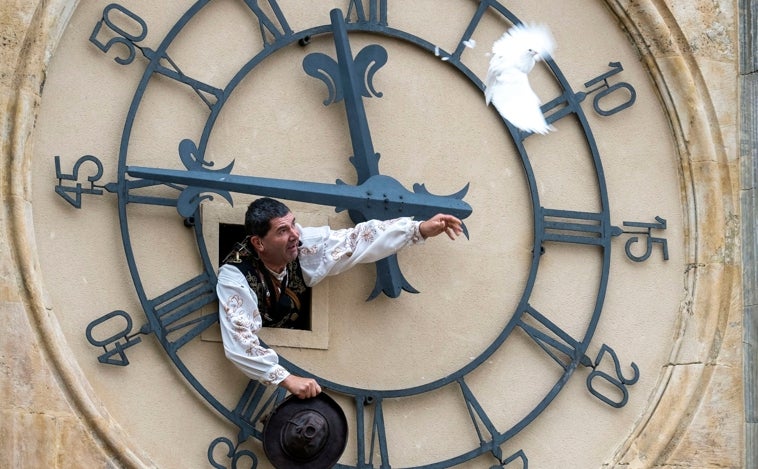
[245,198,300,273]
[245,197,291,237]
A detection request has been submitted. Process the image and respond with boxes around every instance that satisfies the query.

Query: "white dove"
[485,23,556,135]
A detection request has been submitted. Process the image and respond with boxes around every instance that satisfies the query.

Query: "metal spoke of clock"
[54,153,194,210]
[53,153,222,211]
[516,306,641,409]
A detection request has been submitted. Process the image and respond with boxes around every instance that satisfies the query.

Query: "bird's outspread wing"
[485,23,556,135]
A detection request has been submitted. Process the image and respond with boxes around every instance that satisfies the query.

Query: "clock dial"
[32,0,684,467]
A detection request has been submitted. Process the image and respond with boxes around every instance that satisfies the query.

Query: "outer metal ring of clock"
[115,1,617,467]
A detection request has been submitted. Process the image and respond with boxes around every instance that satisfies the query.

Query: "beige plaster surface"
[0,0,743,468]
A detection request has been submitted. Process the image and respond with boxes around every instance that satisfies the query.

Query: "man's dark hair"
[245,197,291,237]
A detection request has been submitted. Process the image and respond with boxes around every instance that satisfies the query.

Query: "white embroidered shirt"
[216,217,424,385]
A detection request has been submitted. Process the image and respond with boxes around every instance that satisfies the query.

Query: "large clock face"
[32,1,684,468]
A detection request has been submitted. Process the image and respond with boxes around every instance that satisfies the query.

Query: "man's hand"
[280,375,322,399]
[420,214,464,240]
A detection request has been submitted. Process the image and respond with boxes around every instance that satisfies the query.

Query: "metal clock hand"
[125,165,472,222]
[303,9,383,183]
[303,9,472,298]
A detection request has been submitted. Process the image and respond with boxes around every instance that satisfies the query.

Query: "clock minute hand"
[331,8,382,181]
[125,166,472,221]
[308,10,414,300]
[304,10,473,299]
[303,8,383,181]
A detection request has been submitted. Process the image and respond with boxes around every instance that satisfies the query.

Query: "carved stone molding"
[604,0,741,466]
[1,0,155,467]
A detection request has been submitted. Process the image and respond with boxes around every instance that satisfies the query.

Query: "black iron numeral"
[125,139,234,216]
[241,0,293,46]
[207,436,259,469]
[233,380,287,439]
[613,216,669,262]
[518,307,640,408]
[90,3,223,108]
[85,310,145,366]
[447,0,516,63]
[532,61,638,136]
[578,62,637,117]
[539,208,610,248]
[54,155,116,208]
[355,395,390,468]
[496,449,529,469]
[586,344,640,408]
[148,54,225,109]
[346,0,388,26]
[148,272,218,353]
[207,381,286,467]
[458,378,501,460]
[458,378,530,468]
[517,306,592,370]
[89,3,147,65]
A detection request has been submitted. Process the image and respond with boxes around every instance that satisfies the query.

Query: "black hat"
[263,393,348,469]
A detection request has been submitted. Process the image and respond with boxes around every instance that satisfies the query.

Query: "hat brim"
[263,392,348,469]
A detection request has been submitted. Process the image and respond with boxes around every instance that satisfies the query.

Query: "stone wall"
[740,0,758,466]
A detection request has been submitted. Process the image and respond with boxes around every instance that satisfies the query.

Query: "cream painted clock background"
[0,1,746,468]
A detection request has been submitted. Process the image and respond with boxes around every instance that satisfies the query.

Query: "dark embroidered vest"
[222,238,311,329]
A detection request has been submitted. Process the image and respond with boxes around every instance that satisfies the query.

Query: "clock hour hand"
[124,166,472,223]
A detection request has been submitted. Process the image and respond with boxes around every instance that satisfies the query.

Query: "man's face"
[252,211,300,272]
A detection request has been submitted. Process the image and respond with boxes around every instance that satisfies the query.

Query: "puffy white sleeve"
[216,264,290,385]
[298,217,424,286]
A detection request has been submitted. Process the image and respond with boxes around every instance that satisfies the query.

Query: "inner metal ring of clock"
[77,1,661,467]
